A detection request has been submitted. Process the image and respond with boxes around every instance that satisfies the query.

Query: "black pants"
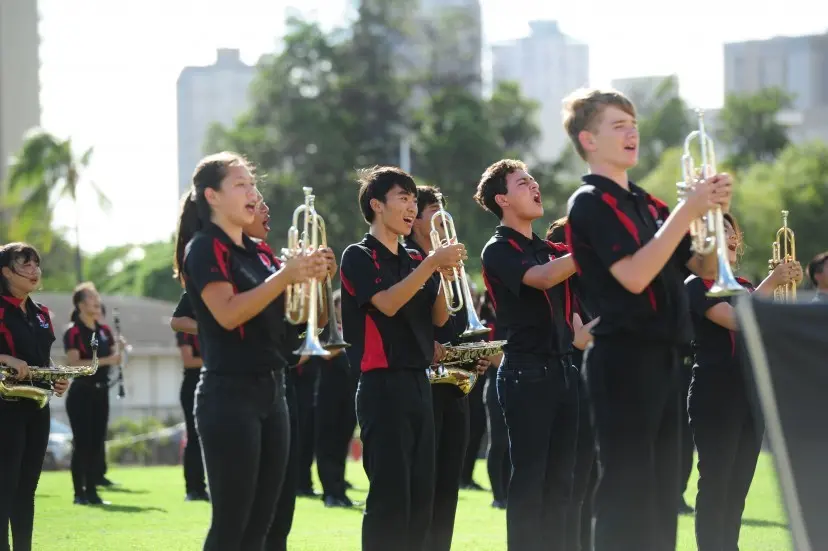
[292,363,319,492]
[0,400,50,551]
[460,379,486,485]
[585,337,682,551]
[195,370,290,551]
[426,384,469,551]
[497,354,580,551]
[314,354,357,499]
[568,370,596,551]
[265,374,299,551]
[484,370,510,504]
[180,369,206,495]
[679,363,695,500]
[357,369,435,551]
[689,367,763,551]
[66,381,109,498]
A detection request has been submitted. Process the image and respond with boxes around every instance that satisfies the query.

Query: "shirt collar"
[1,295,24,309]
[204,222,257,255]
[403,237,427,256]
[363,233,407,260]
[494,225,544,251]
[582,173,648,202]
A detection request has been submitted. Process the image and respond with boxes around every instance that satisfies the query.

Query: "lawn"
[32,454,792,550]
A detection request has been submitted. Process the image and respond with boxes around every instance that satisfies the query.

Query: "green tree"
[487,81,541,157]
[717,87,793,171]
[4,130,110,283]
[84,240,179,301]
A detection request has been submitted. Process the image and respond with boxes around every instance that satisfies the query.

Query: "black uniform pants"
[568,369,596,551]
[195,370,290,551]
[0,400,50,551]
[66,381,109,498]
[357,369,435,551]
[497,354,579,551]
[180,369,206,495]
[314,354,357,499]
[265,373,299,551]
[426,384,469,551]
[689,367,763,551]
[484,370,510,503]
[585,336,682,551]
[679,362,695,501]
[460,379,486,485]
[292,363,318,493]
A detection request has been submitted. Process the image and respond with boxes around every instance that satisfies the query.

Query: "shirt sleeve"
[686,277,729,319]
[62,327,80,353]
[339,246,393,308]
[481,241,532,297]
[173,291,194,319]
[184,235,234,296]
[175,332,191,347]
[568,191,641,269]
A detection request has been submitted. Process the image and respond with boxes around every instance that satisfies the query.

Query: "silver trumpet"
[677,109,743,298]
[282,187,330,357]
[316,214,349,352]
[429,193,489,338]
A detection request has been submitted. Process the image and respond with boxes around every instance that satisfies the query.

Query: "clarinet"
[113,308,126,399]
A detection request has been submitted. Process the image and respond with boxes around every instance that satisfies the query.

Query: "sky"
[36,0,828,253]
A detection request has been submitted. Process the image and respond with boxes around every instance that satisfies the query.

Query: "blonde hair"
[562,88,636,160]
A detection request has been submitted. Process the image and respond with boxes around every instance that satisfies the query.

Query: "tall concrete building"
[492,21,589,162]
[176,49,256,198]
[0,0,41,185]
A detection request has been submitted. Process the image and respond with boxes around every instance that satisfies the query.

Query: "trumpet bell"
[460,315,490,338]
[323,338,351,352]
[294,335,331,357]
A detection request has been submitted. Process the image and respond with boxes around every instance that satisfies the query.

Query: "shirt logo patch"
[36,313,49,329]
[258,253,276,273]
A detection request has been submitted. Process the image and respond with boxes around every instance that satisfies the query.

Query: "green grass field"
[32,454,792,550]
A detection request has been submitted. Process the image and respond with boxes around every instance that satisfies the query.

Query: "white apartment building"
[0,0,41,185]
[176,49,256,198]
[492,21,589,162]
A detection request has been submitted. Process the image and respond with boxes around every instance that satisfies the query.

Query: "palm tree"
[4,129,110,283]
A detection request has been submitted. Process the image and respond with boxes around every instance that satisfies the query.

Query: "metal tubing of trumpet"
[293,194,329,357]
[770,210,796,303]
[315,214,349,351]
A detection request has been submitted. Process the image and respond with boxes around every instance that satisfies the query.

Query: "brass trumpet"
[677,109,743,298]
[282,187,329,357]
[0,335,99,408]
[769,210,797,303]
[428,193,489,338]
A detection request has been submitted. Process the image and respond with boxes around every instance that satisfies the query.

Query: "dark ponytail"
[172,151,254,284]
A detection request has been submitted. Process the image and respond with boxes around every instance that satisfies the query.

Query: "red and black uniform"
[183,223,291,551]
[686,275,762,551]
[340,233,440,551]
[63,318,115,504]
[567,174,694,551]
[172,292,207,500]
[0,295,55,551]
[481,225,579,551]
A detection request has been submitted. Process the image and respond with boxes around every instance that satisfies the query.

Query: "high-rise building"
[0,0,41,186]
[492,21,589,162]
[176,49,256,198]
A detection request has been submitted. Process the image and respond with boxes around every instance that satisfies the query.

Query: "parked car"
[43,419,73,470]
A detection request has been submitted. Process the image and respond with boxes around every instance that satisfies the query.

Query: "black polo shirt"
[183,223,288,374]
[481,225,573,357]
[63,320,115,384]
[340,233,439,372]
[173,291,195,319]
[0,295,56,394]
[687,275,753,369]
[176,331,201,359]
[566,174,694,345]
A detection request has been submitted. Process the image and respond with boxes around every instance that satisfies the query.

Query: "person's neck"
[411,229,432,254]
[369,223,401,255]
[79,313,96,329]
[211,215,244,246]
[587,161,630,191]
[500,212,534,240]
[7,288,28,309]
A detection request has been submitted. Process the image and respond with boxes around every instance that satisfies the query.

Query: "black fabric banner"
[736,293,828,551]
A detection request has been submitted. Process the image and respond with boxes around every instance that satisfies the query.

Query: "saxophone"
[0,335,99,408]
[429,340,506,395]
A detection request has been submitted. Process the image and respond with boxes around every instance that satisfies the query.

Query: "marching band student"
[686,213,801,551]
[405,185,492,551]
[0,243,68,551]
[175,152,329,551]
[807,251,828,302]
[64,282,122,506]
[562,87,730,551]
[175,327,207,502]
[475,159,595,551]
[546,217,598,551]
[339,166,464,551]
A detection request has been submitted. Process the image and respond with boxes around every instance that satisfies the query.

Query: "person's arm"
[171,316,198,334]
[523,255,577,290]
[64,328,120,367]
[687,276,740,331]
[482,240,573,298]
[431,284,449,328]
[187,235,327,331]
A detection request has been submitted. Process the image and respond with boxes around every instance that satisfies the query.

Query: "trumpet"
[0,335,99,408]
[769,210,797,303]
[677,109,743,298]
[282,187,329,357]
[316,215,349,352]
[428,193,489,338]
